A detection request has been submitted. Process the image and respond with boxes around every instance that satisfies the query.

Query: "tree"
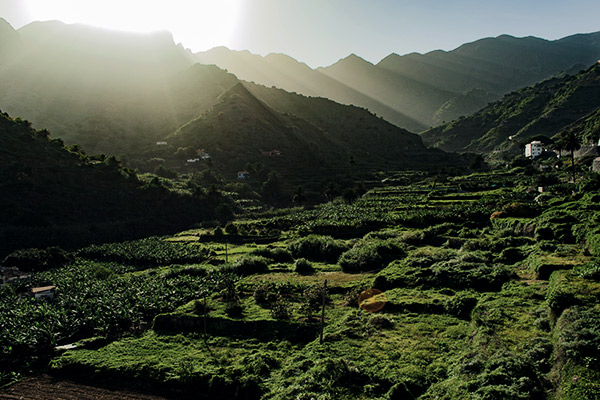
[470,154,485,171]
[293,186,306,206]
[261,171,284,204]
[325,182,339,202]
[342,188,358,204]
[557,131,581,184]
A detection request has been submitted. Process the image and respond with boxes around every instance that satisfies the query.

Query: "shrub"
[339,239,405,273]
[270,296,292,319]
[294,258,315,275]
[2,247,72,272]
[556,306,600,370]
[444,291,478,319]
[289,235,349,263]
[251,247,293,263]
[253,282,274,306]
[231,255,269,275]
[574,259,600,280]
[300,284,329,319]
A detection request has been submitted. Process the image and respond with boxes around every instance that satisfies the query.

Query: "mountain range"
[0,19,462,183]
[420,62,600,154]
[197,32,600,131]
[1,18,600,176]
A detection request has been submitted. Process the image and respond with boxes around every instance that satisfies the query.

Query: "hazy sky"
[2,0,600,67]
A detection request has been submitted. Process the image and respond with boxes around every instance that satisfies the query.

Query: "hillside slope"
[0,111,217,257]
[167,82,456,181]
[420,63,600,153]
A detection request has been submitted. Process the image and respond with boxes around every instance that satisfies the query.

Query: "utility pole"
[320,280,328,345]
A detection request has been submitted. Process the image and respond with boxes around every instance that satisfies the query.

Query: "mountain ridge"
[196,31,600,131]
[420,63,600,154]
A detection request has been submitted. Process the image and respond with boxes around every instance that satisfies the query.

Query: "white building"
[525,141,544,159]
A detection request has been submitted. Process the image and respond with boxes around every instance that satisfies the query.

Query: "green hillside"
[166,82,460,182]
[0,111,223,257]
[421,63,600,153]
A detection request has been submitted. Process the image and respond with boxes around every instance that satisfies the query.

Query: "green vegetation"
[0,111,232,258]
[422,63,600,155]
[2,165,599,399]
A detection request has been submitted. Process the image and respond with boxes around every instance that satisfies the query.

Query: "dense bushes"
[78,237,214,267]
[250,247,293,263]
[294,258,315,275]
[231,255,269,276]
[2,247,73,272]
[554,306,600,399]
[374,249,512,291]
[339,239,405,273]
[289,235,349,263]
[424,350,545,399]
[0,262,208,378]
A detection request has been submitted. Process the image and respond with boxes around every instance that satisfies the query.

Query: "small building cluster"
[0,266,30,286]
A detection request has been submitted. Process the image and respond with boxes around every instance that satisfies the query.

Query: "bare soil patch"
[0,375,175,400]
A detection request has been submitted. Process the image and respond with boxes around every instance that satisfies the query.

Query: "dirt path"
[0,375,175,400]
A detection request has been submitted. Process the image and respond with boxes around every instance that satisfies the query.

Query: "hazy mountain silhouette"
[0,18,21,61]
[0,20,458,182]
[197,33,600,132]
[196,47,424,131]
[421,63,600,153]
[0,21,236,155]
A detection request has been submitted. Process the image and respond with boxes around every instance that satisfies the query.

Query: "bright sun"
[24,0,242,50]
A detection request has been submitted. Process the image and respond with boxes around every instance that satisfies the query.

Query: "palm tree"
[556,131,581,184]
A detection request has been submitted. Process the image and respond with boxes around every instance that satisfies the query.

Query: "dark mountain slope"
[420,63,600,153]
[0,111,217,257]
[168,82,456,181]
[377,34,599,94]
[319,54,455,130]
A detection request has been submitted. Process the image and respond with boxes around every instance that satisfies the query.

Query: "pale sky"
[1,0,600,68]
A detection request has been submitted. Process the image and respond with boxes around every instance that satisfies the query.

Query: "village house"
[31,286,56,301]
[525,140,544,159]
[237,171,250,180]
[593,157,600,173]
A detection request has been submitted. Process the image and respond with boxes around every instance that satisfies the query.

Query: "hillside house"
[156,141,168,146]
[525,141,544,159]
[31,286,56,301]
[238,171,250,180]
[260,149,282,157]
[0,267,30,286]
[593,157,600,173]
[197,150,210,159]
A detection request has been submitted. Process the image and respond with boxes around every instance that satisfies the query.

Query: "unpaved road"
[0,375,176,400]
